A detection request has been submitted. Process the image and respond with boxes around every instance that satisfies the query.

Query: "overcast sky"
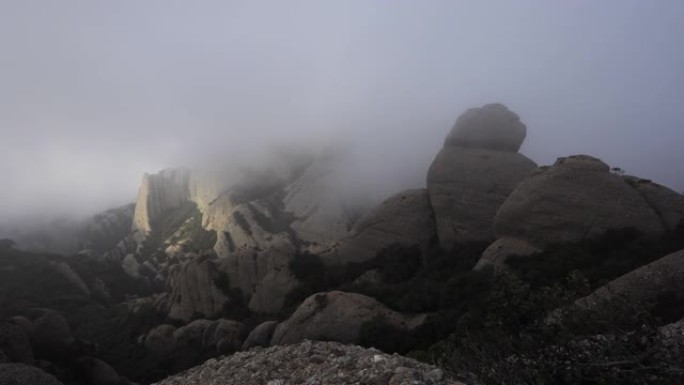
[1,0,683,223]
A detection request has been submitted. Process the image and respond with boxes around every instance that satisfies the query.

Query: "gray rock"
[428,148,536,247]
[242,321,278,349]
[30,309,74,358]
[201,319,245,355]
[477,155,674,269]
[152,340,467,385]
[445,103,527,152]
[76,357,121,385]
[570,249,684,318]
[326,189,436,264]
[166,259,231,322]
[248,243,301,314]
[271,291,426,346]
[144,325,176,359]
[0,323,33,363]
[0,363,64,385]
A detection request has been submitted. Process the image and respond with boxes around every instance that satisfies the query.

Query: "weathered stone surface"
[478,155,674,268]
[326,189,436,264]
[144,325,177,359]
[571,249,684,319]
[152,340,467,385]
[242,321,278,349]
[0,363,64,385]
[271,291,426,346]
[166,259,231,322]
[132,168,191,237]
[30,309,74,358]
[201,319,245,355]
[0,322,33,363]
[623,176,684,231]
[427,148,536,247]
[445,103,527,152]
[50,261,90,296]
[248,244,301,314]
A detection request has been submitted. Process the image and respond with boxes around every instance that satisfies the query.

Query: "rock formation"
[241,320,278,350]
[427,103,537,248]
[165,258,232,322]
[568,248,684,321]
[477,155,684,269]
[324,189,436,264]
[132,168,191,239]
[271,291,426,346]
[152,340,466,385]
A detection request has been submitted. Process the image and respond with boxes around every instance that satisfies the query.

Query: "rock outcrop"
[132,168,191,239]
[477,155,684,269]
[165,259,232,322]
[152,340,466,385]
[241,321,278,349]
[569,249,684,322]
[324,189,436,264]
[0,322,33,364]
[271,291,426,346]
[427,103,537,248]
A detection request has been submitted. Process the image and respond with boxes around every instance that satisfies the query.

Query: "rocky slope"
[152,340,469,385]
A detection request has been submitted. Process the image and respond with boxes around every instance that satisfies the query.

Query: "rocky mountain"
[1,102,683,385]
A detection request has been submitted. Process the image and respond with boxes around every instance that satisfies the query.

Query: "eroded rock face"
[477,155,681,269]
[445,103,527,152]
[271,291,426,346]
[427,104,536,248]
[30,309,74,358]
[144,324,177,360]
[570,249,684,322]
[152,340,466,385]
[166,259,231,322]
[428,145,536,248]
[241,320,278,349]
[132,168,191,238]
[324,189,436,265]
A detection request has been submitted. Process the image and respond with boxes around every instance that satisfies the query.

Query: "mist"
[1,0,683,227]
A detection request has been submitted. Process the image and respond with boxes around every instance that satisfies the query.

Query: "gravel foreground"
[153,340,468,385]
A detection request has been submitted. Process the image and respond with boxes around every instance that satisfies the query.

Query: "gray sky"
[1,0,683,223]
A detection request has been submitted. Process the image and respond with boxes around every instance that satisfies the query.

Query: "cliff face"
[132,168,191,238]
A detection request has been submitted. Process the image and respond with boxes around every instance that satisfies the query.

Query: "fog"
[1,0,683,226]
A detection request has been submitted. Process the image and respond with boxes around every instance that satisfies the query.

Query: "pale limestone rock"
[132,168,191,236]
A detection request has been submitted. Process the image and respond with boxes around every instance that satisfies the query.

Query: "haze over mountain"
[1,0,683,226]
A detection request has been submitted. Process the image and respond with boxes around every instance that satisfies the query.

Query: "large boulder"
[30,309,74,358]
[166,258,232,322]
[0,363,64,385]
[75,357,121,385]
[477,155,682,269]
[0,322,33,363]
[427,103,536,248]
[201,319,245,355]
[271,291,426,346]
[569,249,684,322]
[247,244,301,314]
[144,324,177,360]
[241,320,278,349]
[445,103,527,152]
[324,189,436,264]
